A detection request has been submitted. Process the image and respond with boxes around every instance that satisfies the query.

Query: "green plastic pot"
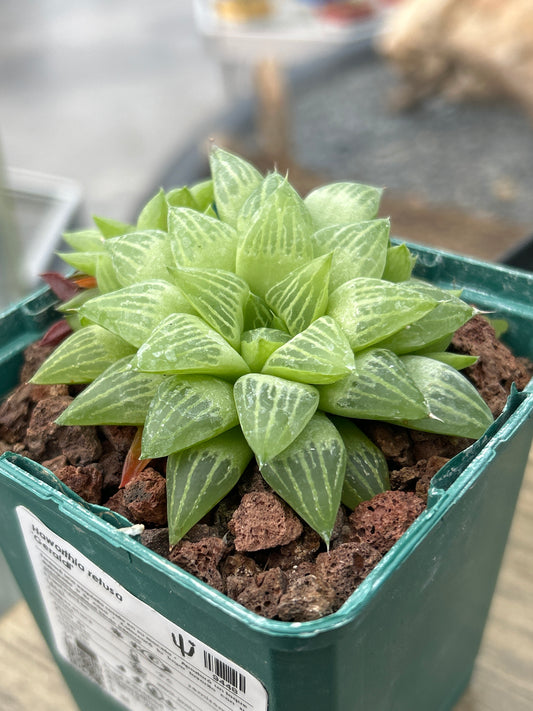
[1,243,532,711]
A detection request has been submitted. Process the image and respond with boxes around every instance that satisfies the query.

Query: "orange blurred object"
[215,0,273,22]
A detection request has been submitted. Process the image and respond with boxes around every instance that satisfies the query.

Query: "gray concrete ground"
[0,0,228,222]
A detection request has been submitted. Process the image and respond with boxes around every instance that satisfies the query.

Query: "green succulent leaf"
[236,173,314,298]
[203,204,218,218]
[189,179,214,212]
[137,188,168,231]
[262,316,355,385]
[311,219,390,291]
[233,373,319,465]
[487,317,508,339]
[93,216,135,238]
[166,186,198,211]
[134,313,250,379]
[240,328,291,371]
[57,289,100,313]
[56,251,101,277]
[171,266,249,350]
[80,280,194,348]
[397,356,494,438]
[327,278,437,351]
[270,315,288,332]
[243,292,273,330]
[319,348,428,420]
[31,325,135,384]
[94,253,123,293]
[42,147,495,572]
[377,282,475,354]
[168,207,237,272]
[237,171,289,232]
[141,375,239,458]
[57,288,100,320]
[209,146,263,227]
[167,428,253,545]
[137,186,199,232]
[332,417,390,509]
[423,352,479,370]
[416,332,454,354]
[261,413,346,546]
[265,253,332,335]
[382,243,417,282]
[62,229,104,252]
[305,182,383,230]
[104,230,174,286]
[56,357,164,426]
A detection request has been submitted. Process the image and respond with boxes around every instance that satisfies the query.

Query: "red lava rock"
[0,440,30,457]
[266,526,322,570]
[54,464,103,504]
[184,523,221,542]
[169,537,229,592]
[99,425,137,455]
[1,441,30,458]
[390,455,450,497]
[24,395,72,458]
[236,567,288,618]
[0,384,34,443]
[394,455,450,502]
[277,566,337,621]
[99,450,124,493]
[409,430,473,462]
[361,422,415,467]
[123,468,167,526]
[18,387,101,467]
[330,523,359,549]
[452,314,532,416]
[221,553,261,600]
[19,342,55,383]
[389,464,419,493]
[285,561,316,580]
[56,423,102,466]
[330,506,348,543]
[237,464,272,495]
[104,489,131,520]
[212,494,240,535]
[141,528,170,558]
[229,491,303,552]
[41,454,69,473]
[27,383,69,403]
[316,541,382,607]
[349,490,426,555]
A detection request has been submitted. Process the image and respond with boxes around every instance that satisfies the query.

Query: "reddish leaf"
[41,272,80,301]
[120,427,152,488]
[38,320,73,346]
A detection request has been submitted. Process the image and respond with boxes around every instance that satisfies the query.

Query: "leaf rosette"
[32,148,493,546]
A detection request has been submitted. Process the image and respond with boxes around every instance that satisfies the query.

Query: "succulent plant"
[32,148,493,546]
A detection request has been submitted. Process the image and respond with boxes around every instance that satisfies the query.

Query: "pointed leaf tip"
[233,373,319,465]
[261,413,346,545]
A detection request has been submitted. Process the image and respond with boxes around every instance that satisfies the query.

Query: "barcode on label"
[203,651,247,694]
[65,636,104,687]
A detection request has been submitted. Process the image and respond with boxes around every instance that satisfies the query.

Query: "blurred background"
[1,1,533,708]
[2,0,533,310]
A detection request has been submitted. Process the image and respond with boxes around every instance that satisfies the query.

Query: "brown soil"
[0,315,531,621]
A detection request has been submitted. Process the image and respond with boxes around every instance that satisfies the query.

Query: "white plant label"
[17,507,268,711]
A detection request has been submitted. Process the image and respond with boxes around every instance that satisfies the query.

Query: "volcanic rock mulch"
[1,315,531,621]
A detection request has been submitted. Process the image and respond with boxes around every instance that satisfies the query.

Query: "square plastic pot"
[0,243,532,711]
